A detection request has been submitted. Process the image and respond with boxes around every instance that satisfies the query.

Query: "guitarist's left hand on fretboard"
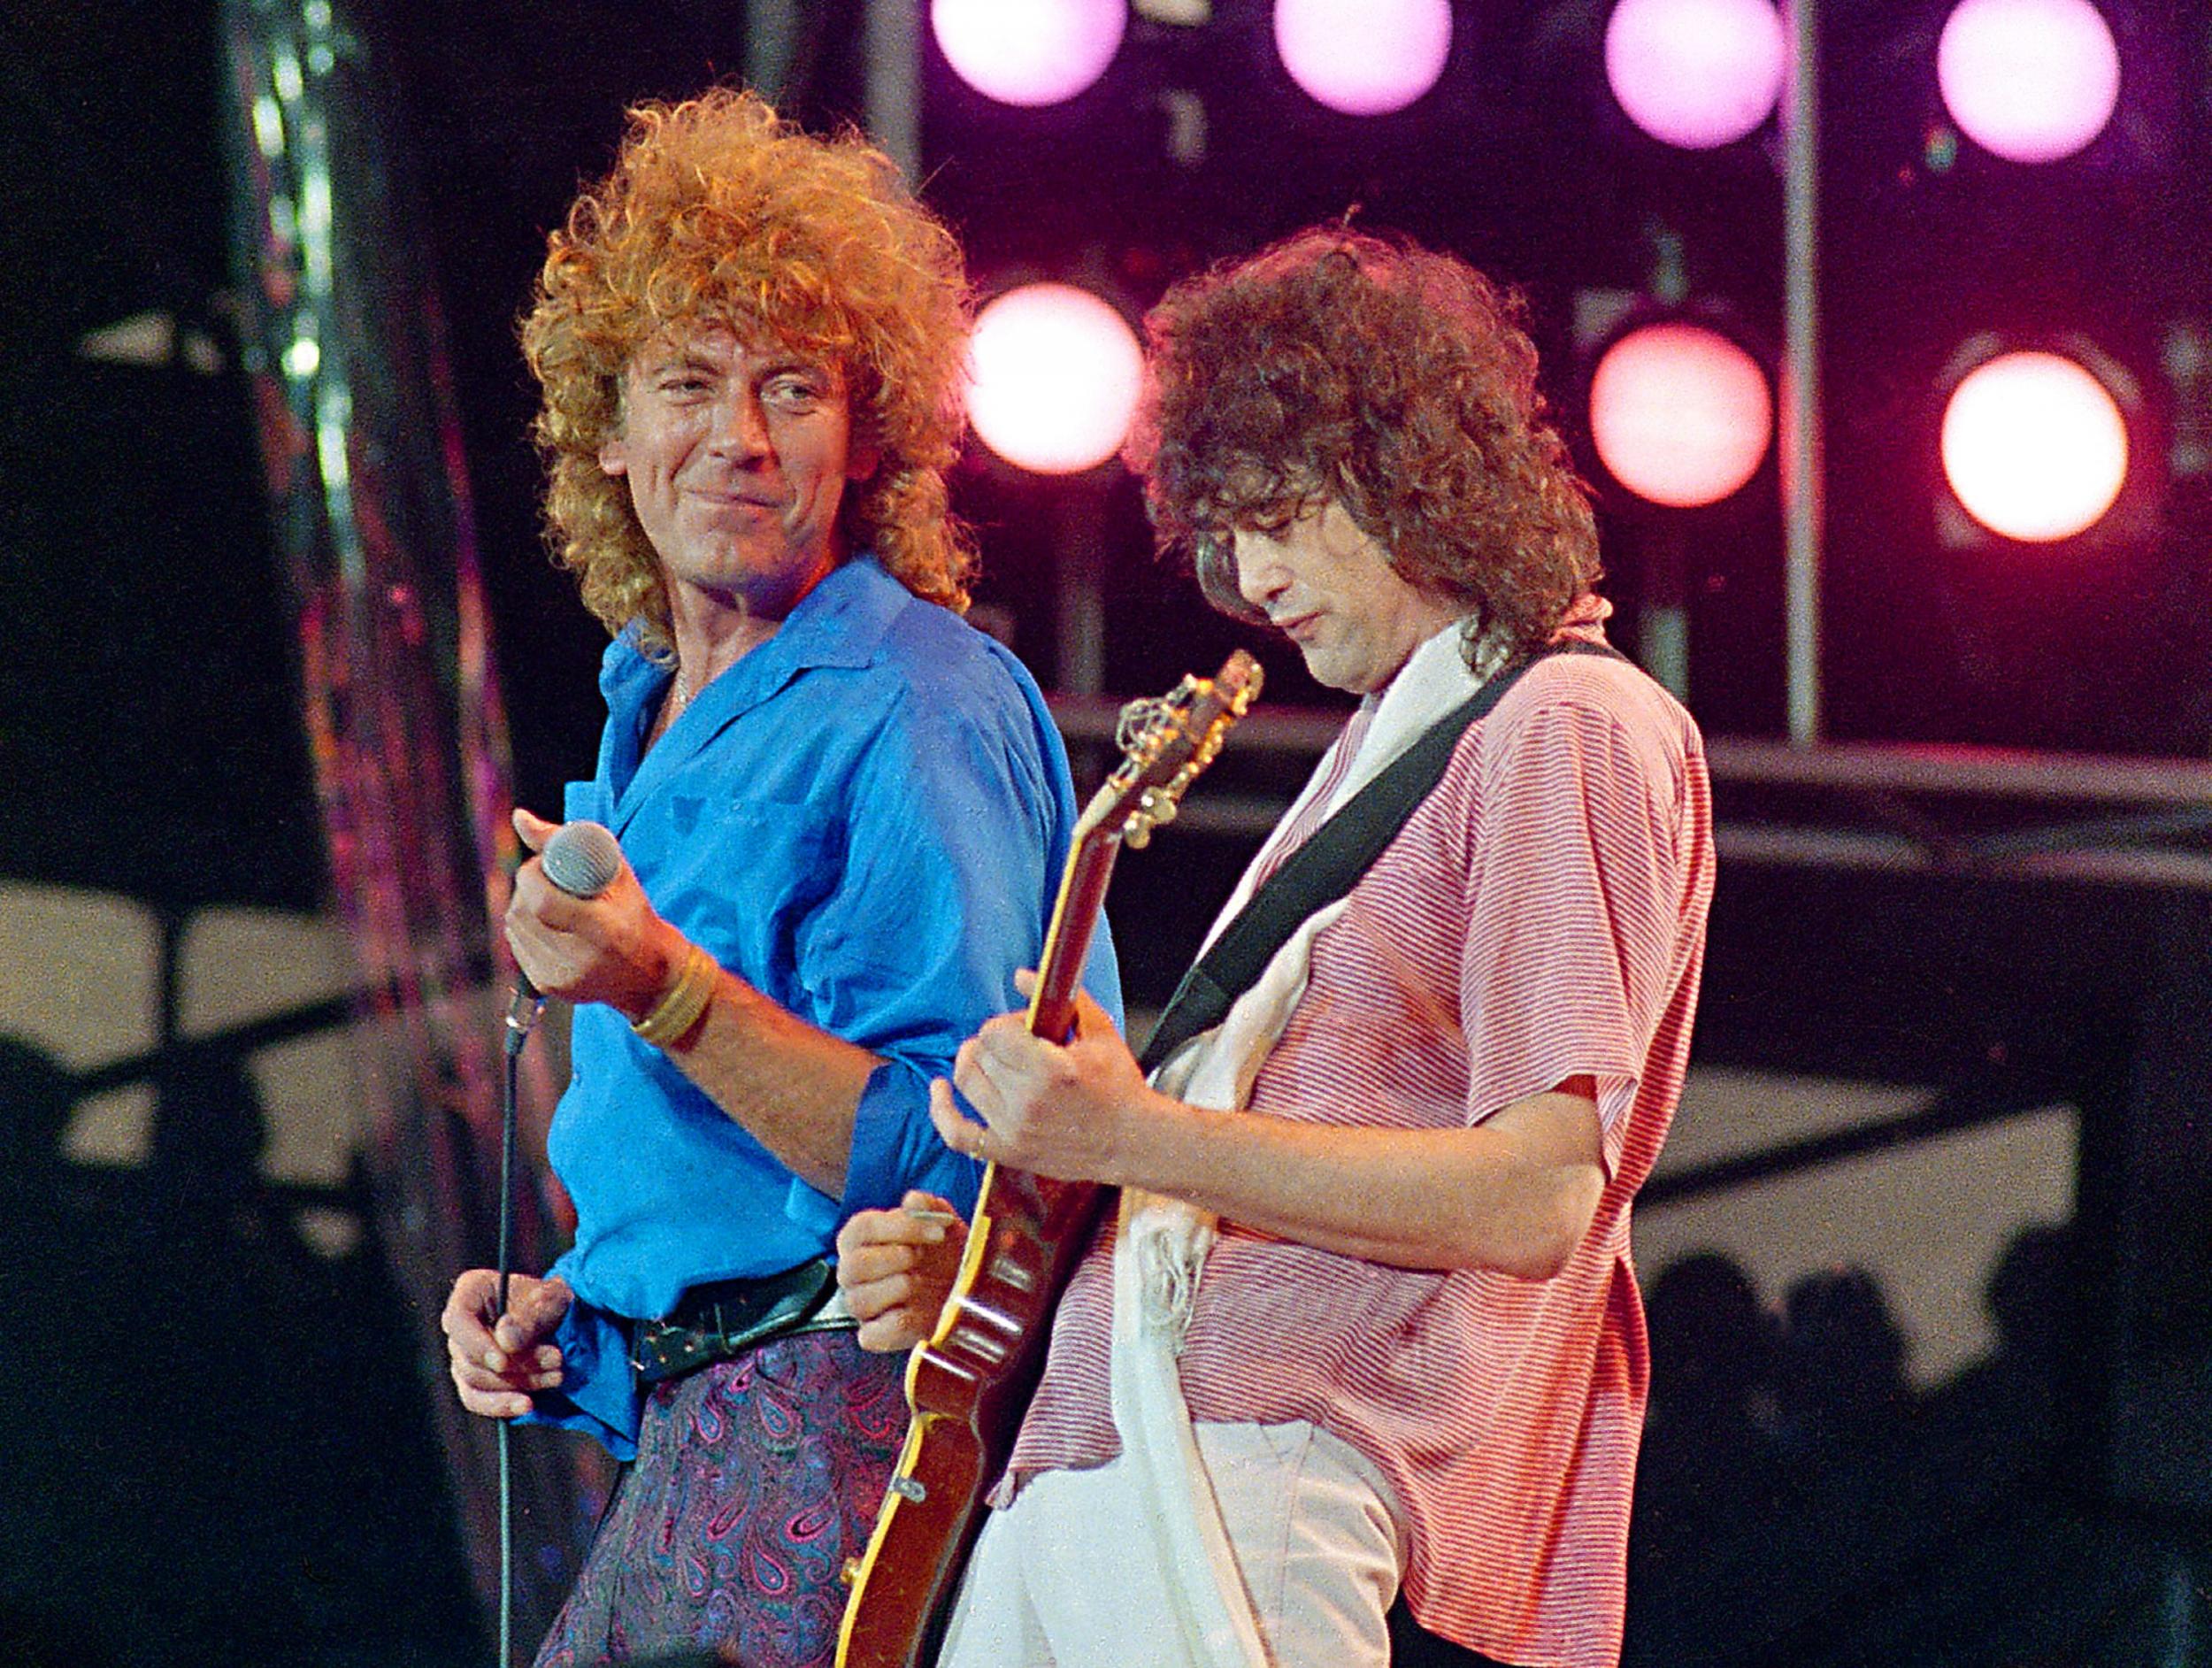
[925,978,1153,1189]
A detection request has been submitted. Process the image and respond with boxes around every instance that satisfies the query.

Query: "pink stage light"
[969,284,1144,476]
[1273,0,1453,117]
[1589,323,1773,509]
[1603,0,1787,150]
[932,0,1126,108]
[1941,351,2128,541]
[1938,0,2120,164]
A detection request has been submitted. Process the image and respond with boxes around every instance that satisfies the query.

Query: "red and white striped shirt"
[999,634,1715,1668]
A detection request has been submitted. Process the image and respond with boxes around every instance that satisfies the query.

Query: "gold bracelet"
[632,942,716,1048]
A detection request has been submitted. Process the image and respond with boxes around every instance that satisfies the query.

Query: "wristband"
[632,942,716,1048]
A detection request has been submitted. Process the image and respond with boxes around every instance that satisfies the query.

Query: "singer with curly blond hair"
[439,87,1119,1668]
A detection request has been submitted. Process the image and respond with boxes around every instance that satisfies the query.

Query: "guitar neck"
[1024,798,1124,1043]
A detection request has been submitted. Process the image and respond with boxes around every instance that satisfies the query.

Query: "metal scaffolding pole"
[1784,0,1825,744]
[864,0,922,181]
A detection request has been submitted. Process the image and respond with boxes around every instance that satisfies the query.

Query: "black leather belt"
[629,1258,849,1385]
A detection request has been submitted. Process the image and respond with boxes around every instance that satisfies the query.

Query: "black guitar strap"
[1138,637,1627,1074]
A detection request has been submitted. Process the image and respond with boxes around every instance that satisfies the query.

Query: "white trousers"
[936,1421,1407,1668]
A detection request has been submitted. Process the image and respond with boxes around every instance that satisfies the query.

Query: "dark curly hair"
[521,88,975,650]
[1124,227,1600,662]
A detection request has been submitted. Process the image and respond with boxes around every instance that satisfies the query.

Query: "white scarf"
[1108,618,1497,1667]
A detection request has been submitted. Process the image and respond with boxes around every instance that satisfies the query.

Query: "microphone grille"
[541,819,624,898]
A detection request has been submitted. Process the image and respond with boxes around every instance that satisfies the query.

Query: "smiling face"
[596,320,879,628]
[1232,500,1464,695]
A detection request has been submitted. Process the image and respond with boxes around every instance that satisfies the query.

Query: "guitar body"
[835,651,1260,1668]
[837,1166,1109,1668]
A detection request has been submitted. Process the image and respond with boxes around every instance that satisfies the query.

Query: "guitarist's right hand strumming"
[838,1193,967,1355]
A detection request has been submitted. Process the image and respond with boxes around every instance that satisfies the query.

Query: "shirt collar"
[600,553,907,709]
[742,552,907,677]
[1356,589,1615,719]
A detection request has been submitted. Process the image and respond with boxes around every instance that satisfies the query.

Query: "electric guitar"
[835,650,1263,1668]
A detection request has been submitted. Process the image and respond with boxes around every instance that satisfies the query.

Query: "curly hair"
[1124,227,1600,662]
[521,87,975,648]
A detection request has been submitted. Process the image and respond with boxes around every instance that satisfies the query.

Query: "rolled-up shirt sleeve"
[787,682,1121,1223]
[1463,690,1689,1175]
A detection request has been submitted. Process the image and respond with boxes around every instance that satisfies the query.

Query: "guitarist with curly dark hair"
[838,227,1714,1668]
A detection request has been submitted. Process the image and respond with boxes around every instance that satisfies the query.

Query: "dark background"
[3,1,2208,1663]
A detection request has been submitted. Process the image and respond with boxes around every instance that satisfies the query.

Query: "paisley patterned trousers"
[534,1329,904,1668]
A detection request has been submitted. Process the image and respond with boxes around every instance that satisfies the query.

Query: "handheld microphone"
[504,819,625,1054]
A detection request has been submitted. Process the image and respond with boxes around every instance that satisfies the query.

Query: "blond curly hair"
[521,88,975,648]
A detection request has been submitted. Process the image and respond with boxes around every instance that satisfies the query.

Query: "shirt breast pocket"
[640,796,841,979]
[708,798,839,880]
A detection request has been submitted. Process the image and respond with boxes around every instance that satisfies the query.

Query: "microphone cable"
[497,1013,534,1668]
[491,818,619,1668]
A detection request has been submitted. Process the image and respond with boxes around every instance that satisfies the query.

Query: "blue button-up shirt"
[535,556,1122,1453]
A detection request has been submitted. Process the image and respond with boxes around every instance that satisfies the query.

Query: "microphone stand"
[497,985,545,1668]
[488,822,615,1667]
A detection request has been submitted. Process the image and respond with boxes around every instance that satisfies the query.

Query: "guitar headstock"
[1090,650,1263,850]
